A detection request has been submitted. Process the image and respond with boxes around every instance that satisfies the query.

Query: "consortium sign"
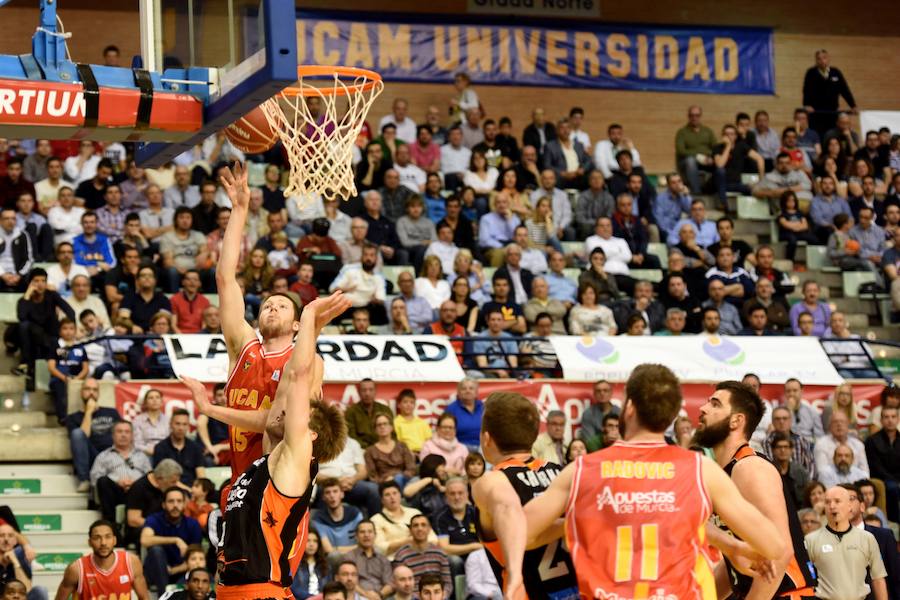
[295,11,774,94]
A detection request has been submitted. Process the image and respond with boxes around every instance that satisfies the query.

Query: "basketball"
[845,239,861,254]
[224,106,278,154]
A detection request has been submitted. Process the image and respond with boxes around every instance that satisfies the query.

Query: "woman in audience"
[814,156,850,197]
[420,412,469,475]
[464,452,485,484]
[566,439,588,463]
[814,136,849,182]
[450,276,479,333]
[415,255,451,311]
[803,480,827,524]
[568,281,617,336]
[463,150,499,199]
[524,196,562,254]
[847,157,887,197]
[624,314,647,336]
[459,186,482,222]
[290,528,331,600]
[777,190,818,262]
[393,389,432,454]
[491,168,532,220]
[132,388,169,456]
[239,248,274,318]
[365,414,417,488]
[577,249,619,304]
[134,311,176,379]
[403,453,449,521]
[449,249,490,306]
[371,481,437,559]
[821,382,860,433]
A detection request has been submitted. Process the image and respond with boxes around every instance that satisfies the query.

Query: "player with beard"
[695,381,817,600]
[54,519,149,600]
[184,292,349,600]
[523,365,785,600]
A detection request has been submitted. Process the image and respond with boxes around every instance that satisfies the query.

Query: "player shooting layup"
[183,292,349,600]
[522,364,786,600]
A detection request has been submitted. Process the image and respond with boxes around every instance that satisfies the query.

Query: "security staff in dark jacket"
[802,49,857,138]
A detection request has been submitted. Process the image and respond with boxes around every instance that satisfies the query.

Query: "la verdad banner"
[115,380,885,440]
[295,11,774,94]
[162,334,465,383]
[549,335,845,386]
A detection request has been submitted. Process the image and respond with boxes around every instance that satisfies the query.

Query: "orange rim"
[278,65,382,98]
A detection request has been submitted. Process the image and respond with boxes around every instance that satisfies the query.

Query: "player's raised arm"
[217,162,257,358]
[702,457,786,563]
[181,376,268,434]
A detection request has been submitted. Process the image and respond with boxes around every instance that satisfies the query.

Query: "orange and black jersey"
[719,444,816,599]
[217,454,318,591]
[477,456,579,600]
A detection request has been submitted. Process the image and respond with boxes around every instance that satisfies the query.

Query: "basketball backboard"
[135,0,298,167]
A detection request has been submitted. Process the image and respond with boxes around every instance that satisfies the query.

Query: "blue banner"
[296,11,775,95]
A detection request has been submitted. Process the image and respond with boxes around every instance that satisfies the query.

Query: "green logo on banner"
[0,479,40,494]
[35,553,81,571]
[18,514,62,532]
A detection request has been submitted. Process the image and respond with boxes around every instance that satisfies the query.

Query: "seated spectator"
[141,488,202,593]
[768,431,811,508]
[425,222,459,277]
[495,244,533,305]
[47,317,88,422]
[317,432,381,518]
[440,378,483,451]
[543,118,591,189]
[393,517,452,597]
[774,191,818,263]
[77,310,129,379]
[343,520,394,600]
[8,268,74,380]
[569,281,617,336]
[790,280,831,336]
[103,245,140,315]
[119,162,149,211]
[0,525,40,600]
[90,421,152,522]
[478,274,525,333]
[667,199,719,248]
[883,228,900,315]
[532,410,568,465]
[72,157,111,210]
[329,244,388,325]
[344,378,393,450]
[818,444,869,487]
[194,383,229,465]
[827,213,870,271]
[265,231,298,275]
[491,171,534,225]
[709,217,755,269]
[255,210,290,254]
[850,175,886,225]
[544,250,576,307]
[654,307,688,336]
[331,562,364,600]
[296,215,342,260]
[346,308,374,335]
[420,414,469,475]
[809,175,851,243]
[612,194,660,269]
[47,186,84,247]
[323,198,352,244]
[377,170,413,225]
[673,224,716,289]
[508,225,546,275]
[742,278,791,333]
[313,478,365,557]
[437,195,475,257]
[0,207,34,293]
[410,126,441,174]
[381,298,413,335]
[46,242,89,297]
[713,124,764,205]
[392,389,432,455]
[577,247,620,303]
[396,195,437,273]
[152,408,205,486]
[523,276,567,333]
[34,153,64,212]
[478,193,520,268]
[94,184,126,244]
[15,193,53,260]
[521,196,559,257]
[290,529,331,600]
[814,410,867,476]
[529,170,574,241]
[163,165,200,209]
[415,255,451,311]
[594,123,641,179]
[472,309,519,378]
[753,152,813,208]
[520,312,559,373]
[653,173,691,245]
[119,265,171,332]
[65,379,121,492]
[584,216,633,292]
[751,244,795,299]
[393,144,427,194]
[169,270,210,334]
[371,482,437,560]
[661,272,702,333]
[850,205,887,269]
[857,480,890,529]
[423,300,465,362]
[67,274,111,337]
[613,280,665,334]
[574,169,614,240]
[705,246,755,308]
[795,312,817,336]
[183,477,214,531]
[365,414,416,488]
[433,477,481,577]
[700,307,722,335]
[464,150,498,203]
[134,311,176,378]
[361,191,408,267]
[189,182,219,235]
[738,306,777,336]
[701,279,743,335]
[624,313,647,335]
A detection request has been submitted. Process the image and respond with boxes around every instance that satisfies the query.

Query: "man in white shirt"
[584,216,632,275]
[529,170,574,240]
[34,156,65,213]
[393,145,426,193]
[440,127,472,190]
[814,411,868,476]
[425,222,459,277]
[47,186,85,246]
[593,123,642,179]
[163,165,201,209]
[513,225,547,274]
[138,185,175,242]
[329,243,388,325]
[379,98,417,143]
[45,241,89,297]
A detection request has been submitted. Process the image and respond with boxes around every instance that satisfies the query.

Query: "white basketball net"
[260,71,384,203]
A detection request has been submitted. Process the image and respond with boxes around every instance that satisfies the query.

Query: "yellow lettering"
[247,389,259,409]
[312,21,340,66]
[573,32,600,77]
[606,34,631,78]
[514,29,541,75]
[684,36,710,81]
[378,24,411,70]
[466,27,493,73]
[600,460,675,479]
[345,23,373,67]
[636,35,649,79]
[714,37,739,81]
[654,35,679,79]
[496,28,511,74]
[434,27,461,71]
[261,394,273,410]
[545,30,568,76]
[296,21,306,63]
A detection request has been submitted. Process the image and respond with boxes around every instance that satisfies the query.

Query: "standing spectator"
[90,421,152,522]
[119,266,171,332]
[521,108,556,158]
[0,208,34,292]
[152,409,205,486]
[140,488,203,594]
[345,379,394,449]
[805,486,886,600]
[47,317,88,422]
[449,72,479,123]
[444,378,483,450]
[72,211,116,287]
[170,270,210,333]
[313,478,364,557]
[594,123,641,180]
[784,378,825,444]
[814,411,868,476]
[9,268,74,379]
[342,521,393,600]
[65,379,121,492]
[365,414,416,488]
[46,186,84,246]
[132,388,170,457]
[433,478,481,576]
[675,106,716,195]
[803,50,857,138]
[420,414,469,475]
[159,207,209,293]
[866,406,900,523]
[789,280,831,336]
[393,516,452,597]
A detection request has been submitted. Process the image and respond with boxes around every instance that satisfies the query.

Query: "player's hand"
[726,539,777,582]
[180,376,212,415]
[305,291,352,331]
[503,572,526,600]
[220,162,250,210]
[174,538,188,556]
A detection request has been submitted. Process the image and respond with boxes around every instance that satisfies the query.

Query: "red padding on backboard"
[0,78,202,137]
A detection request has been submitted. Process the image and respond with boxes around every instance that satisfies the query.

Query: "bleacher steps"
[0,427,71,461]
[0,463,72,477]
[33,571,66,594]
[2,493,86,511]
[0,410,48,428]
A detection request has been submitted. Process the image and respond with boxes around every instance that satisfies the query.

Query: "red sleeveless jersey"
[76,549,134,600]
[223,338,292,496]
[565,441,716,600]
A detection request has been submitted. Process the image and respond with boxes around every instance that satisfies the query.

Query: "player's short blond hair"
[311,400,347,463]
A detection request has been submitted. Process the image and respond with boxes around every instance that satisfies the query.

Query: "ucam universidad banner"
[549,335,845,386]
[294,11,775,94]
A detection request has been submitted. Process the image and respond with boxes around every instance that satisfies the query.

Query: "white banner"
[163,334,465,383]
[549,335,844,385]
[860,110,900,138]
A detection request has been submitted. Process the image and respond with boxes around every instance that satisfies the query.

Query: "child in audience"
[267,231,299,273]
[392,389,432,454]
[185,478,215,530]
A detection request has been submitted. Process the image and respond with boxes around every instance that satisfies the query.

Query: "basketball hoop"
[260,65,384,202]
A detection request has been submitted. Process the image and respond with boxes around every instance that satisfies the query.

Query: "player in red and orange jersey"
[523,364,786,600]
[55,519,149,600]
[184,292,348,600]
